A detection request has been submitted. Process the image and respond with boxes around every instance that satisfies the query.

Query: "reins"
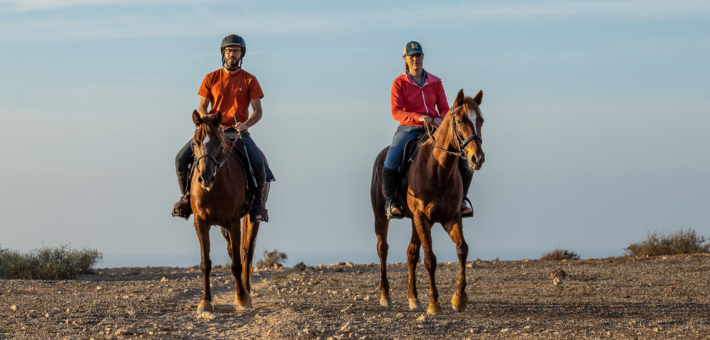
[423,105,482,159]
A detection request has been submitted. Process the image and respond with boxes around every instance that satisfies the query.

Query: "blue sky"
[1,0,709,267]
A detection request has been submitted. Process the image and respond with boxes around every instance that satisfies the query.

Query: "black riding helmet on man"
[172,34,272,222]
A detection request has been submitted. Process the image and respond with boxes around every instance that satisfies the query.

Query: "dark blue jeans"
[175,129,265,184]
[384,125,425,170]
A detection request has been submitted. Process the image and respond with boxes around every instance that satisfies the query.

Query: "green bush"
[540,247,580,261]
[625,229,709,257]
[0,244,102,280]
[255,249,287,268]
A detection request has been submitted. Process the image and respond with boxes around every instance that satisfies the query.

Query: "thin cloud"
[0,0,228,10]
[0,0,708,42]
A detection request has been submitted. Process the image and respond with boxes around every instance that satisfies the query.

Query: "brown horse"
[370,89,485,315]
[189,110,266,313]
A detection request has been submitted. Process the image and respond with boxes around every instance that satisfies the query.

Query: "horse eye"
[456,120,463,125]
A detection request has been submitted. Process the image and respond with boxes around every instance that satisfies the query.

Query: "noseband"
[192,130,240,179]
[424,105,482,158]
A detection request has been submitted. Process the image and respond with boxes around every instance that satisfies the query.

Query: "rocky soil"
[1,254,709,339]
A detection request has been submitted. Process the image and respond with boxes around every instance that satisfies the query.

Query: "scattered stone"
[62,336,82,340]
[126,307,137,316]
[363,296,371,301]
[346,262,354,267]
[96,286,102,290]
[115,327,138,335]
[341,322,354,333]
[550,269,567,279]
[273,263,283,268]
[553,277,563,286]
[214,304,236,313]
[416,315,426,322]
[466,262,473,268]
[501,328,510,332]
[10,305,17,311]
[395,313,405,319]
[341,305,354,314]
[198,311,219,320]
[161,277,168,282]
[316,264,325,269]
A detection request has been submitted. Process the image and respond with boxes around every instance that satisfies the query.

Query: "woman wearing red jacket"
[383,41,474,219]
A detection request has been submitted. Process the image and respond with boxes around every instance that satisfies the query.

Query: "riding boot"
[171,172,192,220]
[382,167,404,219]
[458,159,474,218]
[249,183,269,223]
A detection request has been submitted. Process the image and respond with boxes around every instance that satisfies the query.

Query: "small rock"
[126,307,137,316]
[161,277,169,282]
[62,336,82,340]
[10,305,18,311]
[553,277,563,285]
[214,304,236,313]
[115,327,138,335]
[96,286,102,290]
[363,296,371,301]
[341,322,354,333]
[416,315,426,322]
[501,328,510,332]
[345,262,354,267]
[395,313,405,318]
[316,264,325,269]
[198,311,219,320]
[466,262,473,268]
[550,269,567,279]
[341,305,354,314]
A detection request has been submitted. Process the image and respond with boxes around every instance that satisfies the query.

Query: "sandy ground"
[1,254,709,339]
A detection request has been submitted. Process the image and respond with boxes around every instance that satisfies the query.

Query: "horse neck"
[432,114,459,174]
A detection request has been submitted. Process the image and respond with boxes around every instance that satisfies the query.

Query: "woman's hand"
[418,115,433,124]
[433,117,443,126]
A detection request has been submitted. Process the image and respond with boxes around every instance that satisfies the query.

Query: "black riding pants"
[174,129,266,185]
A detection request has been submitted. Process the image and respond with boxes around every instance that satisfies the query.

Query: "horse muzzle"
[198,174,216,191]
[472,152,485,171]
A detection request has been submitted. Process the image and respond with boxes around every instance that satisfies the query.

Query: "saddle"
[230,140,276,190]
[396,132,431,192]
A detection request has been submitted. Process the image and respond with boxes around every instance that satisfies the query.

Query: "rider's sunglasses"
[224,48,242,55]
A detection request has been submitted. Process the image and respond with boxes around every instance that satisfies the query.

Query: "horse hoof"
[235,292,252,309]
[408,299,423,312]
[197,300,214,313]
[452,292,468,312]
[380,296,393,308]
[426,302,442,315]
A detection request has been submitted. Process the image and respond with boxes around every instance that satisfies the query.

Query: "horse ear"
[214,111,222,126]
[454,89,465,108]
[192,110,201,126]
[473,90,483,105]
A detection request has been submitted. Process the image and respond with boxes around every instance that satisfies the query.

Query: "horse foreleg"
[375,215,392,308]
[226,220,251,309]
[241,216,259,292]
[221,227,233,261]
[444,218,469,312]
[414,214,440,315]
[406,221,423,311]
[195,220,214,313]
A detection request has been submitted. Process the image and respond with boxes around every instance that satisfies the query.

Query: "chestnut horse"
[189,110,267,313]
[370,89,485,314]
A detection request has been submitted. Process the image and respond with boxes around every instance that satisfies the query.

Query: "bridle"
[424,105,482,159]
[191,129,240,180]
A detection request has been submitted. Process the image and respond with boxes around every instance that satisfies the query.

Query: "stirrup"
[249,203,269,223]
[171,196,192,220]
[385,199,404,220]
[460,197,474,218]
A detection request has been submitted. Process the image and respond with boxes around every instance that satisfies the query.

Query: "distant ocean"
[99,246,625,269]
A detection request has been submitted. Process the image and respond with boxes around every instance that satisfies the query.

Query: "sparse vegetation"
[256,249,288,268]
[625,228,709,257]
[0,244,102,280]
[272,274,289,280]
[540,247,580,261]
[293,262,307,271]
[335,267,343,272]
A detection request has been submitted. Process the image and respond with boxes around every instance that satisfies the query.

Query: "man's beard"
[225,57,240,70]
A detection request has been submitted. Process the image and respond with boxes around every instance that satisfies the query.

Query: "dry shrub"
[625,229,709,257]
[255,249,288,268]
[540,247,580,261]
[0,244,102,280]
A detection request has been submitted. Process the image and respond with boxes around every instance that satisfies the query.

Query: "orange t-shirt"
[198,69,264,128]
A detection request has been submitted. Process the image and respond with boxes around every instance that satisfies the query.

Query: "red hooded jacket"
[391,71,449,126]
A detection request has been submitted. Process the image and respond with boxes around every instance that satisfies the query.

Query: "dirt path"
[2,254,709,339]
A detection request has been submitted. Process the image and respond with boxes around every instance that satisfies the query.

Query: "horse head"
[449,89,485,171]
[192,110,228,191]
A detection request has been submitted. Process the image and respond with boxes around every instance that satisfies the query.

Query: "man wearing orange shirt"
[172,34,269,223]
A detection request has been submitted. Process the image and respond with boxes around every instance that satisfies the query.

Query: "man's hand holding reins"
[433,117,443,127]
[236,122,249,131]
